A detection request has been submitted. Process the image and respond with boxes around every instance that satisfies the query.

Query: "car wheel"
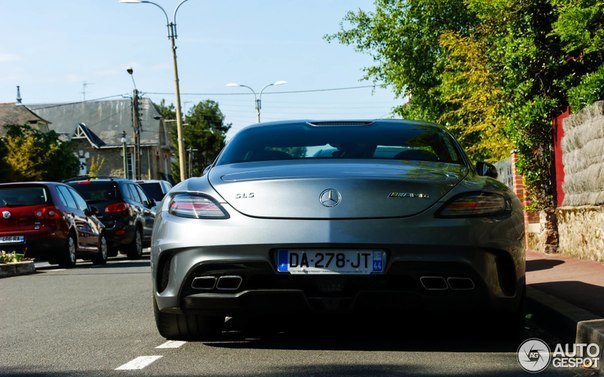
[127,228,143,259]
[92,234,108,265]
[153,296,223,340]
[59,233,77,268]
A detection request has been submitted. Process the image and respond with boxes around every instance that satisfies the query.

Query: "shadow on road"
[203,314,532,354]
[526,259,565,272]
[530,280,604,317]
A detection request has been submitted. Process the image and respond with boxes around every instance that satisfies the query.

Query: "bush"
[568,64,604,111]
[0,251,24,264]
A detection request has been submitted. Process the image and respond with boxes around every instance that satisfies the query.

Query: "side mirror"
[475,161,498,179]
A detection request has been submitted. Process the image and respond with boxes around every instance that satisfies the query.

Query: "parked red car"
[0,182,107,267]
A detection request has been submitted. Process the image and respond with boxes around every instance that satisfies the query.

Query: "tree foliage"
[0,125,79,182]
[155,100,231,182]
[329,0,604,251]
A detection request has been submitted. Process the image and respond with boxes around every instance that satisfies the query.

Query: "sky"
[1,0,402,136]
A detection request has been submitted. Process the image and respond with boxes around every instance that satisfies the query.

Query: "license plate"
[0,235,25,244]
[277,249,385,275]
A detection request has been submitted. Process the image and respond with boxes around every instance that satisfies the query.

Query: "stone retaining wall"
[556,206,604,262]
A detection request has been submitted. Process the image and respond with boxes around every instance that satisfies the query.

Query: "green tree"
[439,30,512,162]
[0,125,79,182]
[329,0,604,252]
[326,0,477,123]
[156,100,231,181]
[552,0,604,110]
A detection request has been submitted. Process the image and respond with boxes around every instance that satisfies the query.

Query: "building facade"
[29,99,172,181]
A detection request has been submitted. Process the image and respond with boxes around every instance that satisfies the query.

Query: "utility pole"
[187,147,198,178]
[132,89,142,180]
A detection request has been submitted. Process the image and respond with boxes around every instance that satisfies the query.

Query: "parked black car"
[137,180,172,202]
[66,177,155,259]
[0,182,107,267]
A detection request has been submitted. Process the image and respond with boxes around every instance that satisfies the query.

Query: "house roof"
[73,123,106,148]
[28,98,166,147]
[0,103,50,135]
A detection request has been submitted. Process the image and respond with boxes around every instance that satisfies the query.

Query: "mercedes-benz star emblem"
[319,188,342,207]
[2,211,11,220]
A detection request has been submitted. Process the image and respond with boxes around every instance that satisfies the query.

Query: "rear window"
[69,182,119,203]
[0,186,49,206]
[217,122,462,165]
[138,183,164,201]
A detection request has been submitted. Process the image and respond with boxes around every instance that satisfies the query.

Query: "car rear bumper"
[154,245,524,316]
[152,206,525,316]
[0,229,65,259]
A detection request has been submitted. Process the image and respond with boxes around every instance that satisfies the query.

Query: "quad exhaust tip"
[216,275,243,291]
[447,277,475,290]
[191,276,217,290]
[420,276,448,291]
[419,276,475,291]
[192,275,243,291]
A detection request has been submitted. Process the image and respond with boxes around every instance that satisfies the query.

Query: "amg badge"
[388,192,430,199]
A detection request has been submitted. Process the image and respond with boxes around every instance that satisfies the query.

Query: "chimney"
[16,86,22,104]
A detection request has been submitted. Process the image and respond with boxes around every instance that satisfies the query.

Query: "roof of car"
[63,176,130,183]
[236,119,445,133]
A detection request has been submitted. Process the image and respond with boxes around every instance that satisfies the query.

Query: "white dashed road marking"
[115,356,163,370]
[156,340,187,349]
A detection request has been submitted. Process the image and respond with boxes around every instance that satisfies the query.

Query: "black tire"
[126,227,143,259]
[153,296,223,340]
[92,234,108,265]
[108,246,118,258]
[59,233,77,268]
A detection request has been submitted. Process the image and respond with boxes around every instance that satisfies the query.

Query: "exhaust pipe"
[216,275,243,291]
[447,277,475,290]
[191,276,217,290]
[419,276,448,291]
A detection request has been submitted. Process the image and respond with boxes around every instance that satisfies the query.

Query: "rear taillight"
[105,202,130,214]
[168,194,228,219]
[436,192,510,217]
[34,206,62,220]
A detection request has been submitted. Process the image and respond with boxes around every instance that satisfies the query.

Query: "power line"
[145,84,380,97]
[26,93,130,110]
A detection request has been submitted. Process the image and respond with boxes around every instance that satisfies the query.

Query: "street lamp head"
[225,82,241,87]
[126,67,134,75]
[120,130,127,143]
[273,80,288,86]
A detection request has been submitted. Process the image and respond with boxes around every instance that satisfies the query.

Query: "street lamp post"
[121,131,128,178]
[120,0,189,182]
[226,81,287,123]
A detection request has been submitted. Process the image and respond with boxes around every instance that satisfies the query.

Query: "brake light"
[436,192,510,218]
[168,194,228,219]
[34,206,62,220]
[105,202,130,214]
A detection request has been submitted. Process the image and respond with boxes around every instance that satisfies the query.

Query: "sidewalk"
[525,250,604,371]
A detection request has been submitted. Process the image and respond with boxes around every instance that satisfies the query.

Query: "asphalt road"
[0,255,595,377]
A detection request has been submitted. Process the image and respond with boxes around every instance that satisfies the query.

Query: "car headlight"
[168,193,229,219]
[436,192,511,218]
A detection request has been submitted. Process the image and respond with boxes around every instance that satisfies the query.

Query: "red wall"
[553,107,571,207]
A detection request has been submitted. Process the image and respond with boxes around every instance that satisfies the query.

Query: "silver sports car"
[151,120,525,339]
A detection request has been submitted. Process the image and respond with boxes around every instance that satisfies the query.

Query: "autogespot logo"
[517,338,551,373]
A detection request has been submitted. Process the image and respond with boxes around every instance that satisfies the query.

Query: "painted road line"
[156,340,187,349]
[115,356,163,370]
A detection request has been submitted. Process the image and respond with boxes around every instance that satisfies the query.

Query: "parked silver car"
[151,120,525,339]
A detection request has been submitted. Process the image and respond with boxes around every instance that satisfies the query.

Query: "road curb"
[526,286,604,372]
[0,261,36,279]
